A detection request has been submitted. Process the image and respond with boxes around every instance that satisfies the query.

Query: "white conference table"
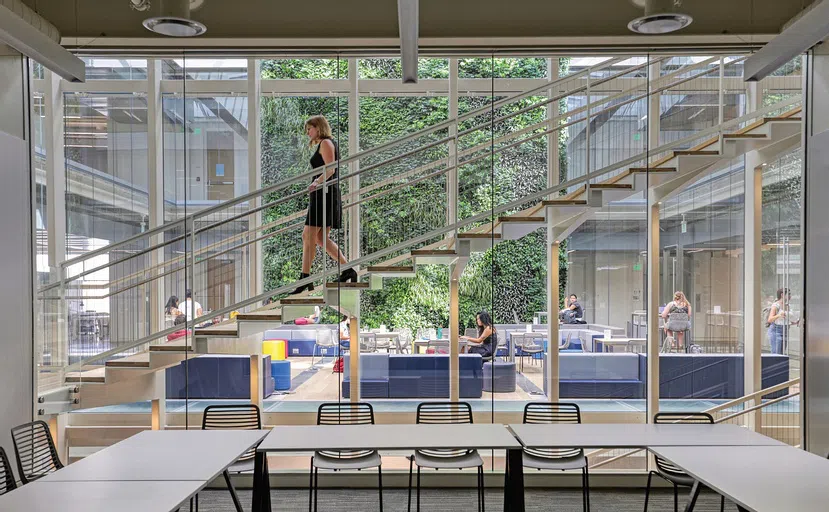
[509,423,784,448]
[651,445,829,512]
[0,480,203,512]
[42,429,268,483]
[252,424,525,512]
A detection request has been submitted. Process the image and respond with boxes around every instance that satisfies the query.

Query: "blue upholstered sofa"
[264,326,339,357]
[166,354,275,399]
[341,354,483,399]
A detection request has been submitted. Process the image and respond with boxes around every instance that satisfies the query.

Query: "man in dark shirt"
[559,294,584,324]
[568,294,583,321]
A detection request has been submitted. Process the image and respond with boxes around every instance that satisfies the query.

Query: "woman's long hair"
[673,291,689,308]
[164,295,179,315]
[476,311,494,337]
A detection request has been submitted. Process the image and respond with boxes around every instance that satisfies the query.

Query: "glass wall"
[31,52,805,470]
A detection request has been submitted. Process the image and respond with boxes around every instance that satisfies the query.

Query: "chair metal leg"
[407,456,413,512]
[378,465,384,512]
[314,468,319,512]
[189,497,193,512]
[643,471,654,512]
[480,466,485,512]
[673,483,678,512]
[308,457,315,512]
[222,470,243,512]
[720,494,725,512]
[582,466,591,512]
[195,494,198,512]
[416,466,422,512]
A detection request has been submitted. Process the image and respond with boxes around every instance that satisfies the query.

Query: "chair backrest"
[522,403,582,459]
[359,332,377,352]
[317,403,375,459]
[416,402,473,458]
[653,412,714,476]
[0,447,17,496]
[10,421,63,484]
[202,404,261,461]
[316,328,338,348]
[559,331,573,350]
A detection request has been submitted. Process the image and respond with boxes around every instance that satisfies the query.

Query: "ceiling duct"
[744,0,829,82]
[142,0,207,37]
[628,0,693,35]
[0,0,85,81]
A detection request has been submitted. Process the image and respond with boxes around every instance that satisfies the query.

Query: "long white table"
[252,424,525,512]
[509,423,784,448]
[651,445,829,512]
[0,480,203,512]
[42,430,267,483]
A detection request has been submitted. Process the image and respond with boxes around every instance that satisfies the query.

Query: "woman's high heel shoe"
[337,268,358,283]
[293,272,314,294]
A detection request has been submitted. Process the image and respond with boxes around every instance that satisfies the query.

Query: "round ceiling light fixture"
[141,0,207,37]
[143,16,206,37]
[628,0,693,35]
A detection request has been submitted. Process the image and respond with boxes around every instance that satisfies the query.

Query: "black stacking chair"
[11,420,63,484]
[0,447,17,495]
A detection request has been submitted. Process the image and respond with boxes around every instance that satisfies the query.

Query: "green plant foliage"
[261,58,573,328]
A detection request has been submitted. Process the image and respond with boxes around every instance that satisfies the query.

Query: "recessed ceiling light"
[143,16,206,37]
[628,12,693,34]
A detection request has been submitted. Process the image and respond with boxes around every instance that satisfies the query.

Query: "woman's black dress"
[468,329,495,359]
[305,138,342,229]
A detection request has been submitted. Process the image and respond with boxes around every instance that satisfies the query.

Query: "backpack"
[762,305,773,328]
[332,357,344,373]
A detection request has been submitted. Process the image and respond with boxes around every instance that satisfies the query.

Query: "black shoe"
[337,268,358,283]
[293,273,314,294]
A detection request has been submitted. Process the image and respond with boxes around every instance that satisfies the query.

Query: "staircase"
[35,55,804,413]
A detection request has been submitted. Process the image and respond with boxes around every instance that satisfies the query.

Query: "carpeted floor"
[190,488,733,511]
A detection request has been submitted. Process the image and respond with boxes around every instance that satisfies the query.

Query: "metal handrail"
[57,96,803,370]
[57,95,802,303]
[44,56,731,293]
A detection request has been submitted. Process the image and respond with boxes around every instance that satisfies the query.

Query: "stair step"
[723,133,766,139]
[591,183,634,190]
[457,232,502,239]
[194,324,238,337]
[411,249,457,256]
[149,339,193,352]
[629,167,677,173]
[65,368,106,384]
[673,150,719,156]
[367,265,416,273]
[236,311,282,321]
[497,216,546,223]
[324,282,370,289]
[764,116,801,122]
[280,297,325,306]
[105,354,151,369]
[541,200,587,206]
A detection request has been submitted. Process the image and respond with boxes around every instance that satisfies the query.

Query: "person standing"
[767,288,797,355]
[662,291,692,351]
[293,115,357,294]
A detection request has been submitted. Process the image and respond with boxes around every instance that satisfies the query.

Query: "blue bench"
[166,355,275,399]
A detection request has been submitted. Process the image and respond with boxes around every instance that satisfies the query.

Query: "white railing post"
[547,57,560,195]
[547,230,560,402]
[448,58,459,237]
[744,149,764,432]
[585,70,591,188]
[647,190,661,422]
[718,57,725,147]
[247,59,263,300]
[147,59,165,334]
[348,58,360,267]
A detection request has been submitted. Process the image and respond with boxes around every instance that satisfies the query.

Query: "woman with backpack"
[661,291,692,351]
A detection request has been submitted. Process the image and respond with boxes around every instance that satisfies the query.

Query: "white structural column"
[447,58,459,236]
[449,263,460,402]
[247,59,263,299]
[546,228,560,402]
[648,59,661,153]
[147,60,167,429]
[43,68,65,268]
[349,310,360,402]
[546,58,560,193]
[347,58,360,263]
[646,191,661,420]
[743,150,763,432]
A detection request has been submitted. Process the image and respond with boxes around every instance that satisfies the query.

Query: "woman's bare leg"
[301,225,317,274]
[321,227,348,265]
[677,331,685,351]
